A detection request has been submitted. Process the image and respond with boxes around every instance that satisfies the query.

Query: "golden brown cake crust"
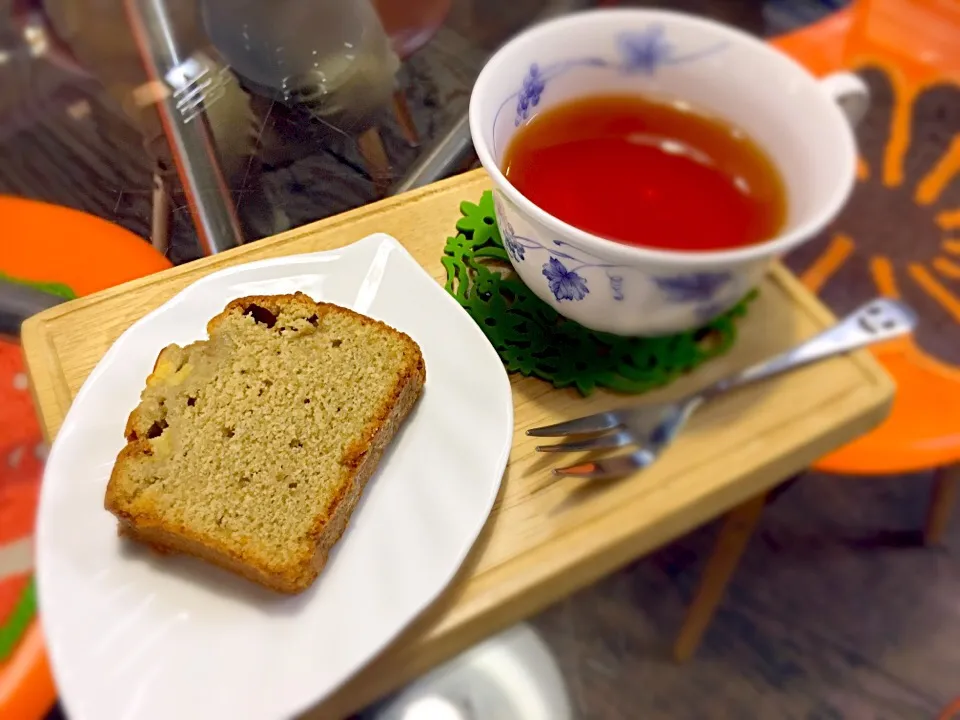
[105,292,426,594]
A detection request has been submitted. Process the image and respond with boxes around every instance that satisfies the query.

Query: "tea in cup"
[470,9,868,335]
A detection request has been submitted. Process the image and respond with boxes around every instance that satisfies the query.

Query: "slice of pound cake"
[105,292,425,593]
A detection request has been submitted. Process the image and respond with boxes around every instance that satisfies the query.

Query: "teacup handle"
[819,72,870,127]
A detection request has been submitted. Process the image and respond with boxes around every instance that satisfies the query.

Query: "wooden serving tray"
[21,170,894,718]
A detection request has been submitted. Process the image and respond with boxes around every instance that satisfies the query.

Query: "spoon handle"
[704,298,917,398]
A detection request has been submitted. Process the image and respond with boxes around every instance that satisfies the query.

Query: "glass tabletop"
[0,0,841,265]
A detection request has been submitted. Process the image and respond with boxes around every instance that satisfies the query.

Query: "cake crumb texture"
[105,292,425,593]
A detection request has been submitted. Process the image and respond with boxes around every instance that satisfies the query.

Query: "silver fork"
[527,298,917,480]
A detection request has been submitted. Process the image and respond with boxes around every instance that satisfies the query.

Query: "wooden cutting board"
[21,169,894,718]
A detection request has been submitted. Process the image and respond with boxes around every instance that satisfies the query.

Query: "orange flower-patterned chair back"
[0,196,171,720]
[777,0,960,474]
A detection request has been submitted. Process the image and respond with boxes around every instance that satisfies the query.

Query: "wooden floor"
[533,470,960,719]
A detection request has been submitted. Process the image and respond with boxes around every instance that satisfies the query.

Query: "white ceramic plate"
[36,234,513,720]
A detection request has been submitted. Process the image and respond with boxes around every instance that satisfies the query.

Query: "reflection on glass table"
[0,0,841,264]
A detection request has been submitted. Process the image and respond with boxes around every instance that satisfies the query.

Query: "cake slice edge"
[104,293,426,594]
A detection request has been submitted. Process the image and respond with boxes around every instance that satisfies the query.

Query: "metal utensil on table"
[124,0,245,255]
[527,298,917,480]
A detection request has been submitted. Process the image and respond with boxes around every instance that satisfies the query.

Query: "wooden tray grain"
[21,170,895,718]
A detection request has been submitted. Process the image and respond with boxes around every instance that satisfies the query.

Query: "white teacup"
[469,9,867,336]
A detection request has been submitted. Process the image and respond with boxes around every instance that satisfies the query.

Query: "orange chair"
[0,196,170,720]
[776,0,960,537]
[673,0,960,661]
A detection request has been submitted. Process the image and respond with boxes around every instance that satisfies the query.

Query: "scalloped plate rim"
[36,233,513,720]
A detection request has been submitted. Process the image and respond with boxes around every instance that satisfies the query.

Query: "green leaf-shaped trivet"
[0,580,36,662]
[442,191,754,396]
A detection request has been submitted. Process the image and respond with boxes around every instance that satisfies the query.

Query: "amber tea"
[502,93,787,252]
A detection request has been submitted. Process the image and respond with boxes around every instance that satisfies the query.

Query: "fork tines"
[533,429,634,453]
[526,409,623,438]
[527,409,654,479]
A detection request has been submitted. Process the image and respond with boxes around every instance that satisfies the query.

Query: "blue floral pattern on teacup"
[652,272,732,303]
[495,192,738,312]
[497,24,728,131]
[609,275,624,301]
[496,194,611,301]
[495,196,524,262]
[542,257,590,302]
[515,64,546,125]
[617,25,674,74]
[504,234,525,263]
[495,195,630,303]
